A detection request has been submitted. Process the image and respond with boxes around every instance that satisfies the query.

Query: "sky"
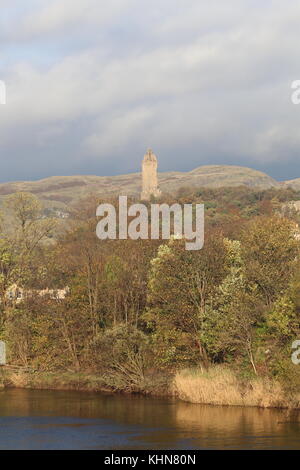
[0,0,300,182]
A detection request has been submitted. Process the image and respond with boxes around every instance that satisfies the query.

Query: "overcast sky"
[0,0,300,182]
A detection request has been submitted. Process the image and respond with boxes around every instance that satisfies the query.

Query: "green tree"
[204,239,262,374]
[241,216,299,306]
[145,231,226,370]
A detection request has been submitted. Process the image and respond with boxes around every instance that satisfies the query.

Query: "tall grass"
[174,366,299,408]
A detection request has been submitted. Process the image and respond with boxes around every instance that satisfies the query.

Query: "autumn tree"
[145,231,226,370]
[241,216,299,307]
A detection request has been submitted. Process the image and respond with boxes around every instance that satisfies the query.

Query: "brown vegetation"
[0,187,299,408]
[174,367,300,409]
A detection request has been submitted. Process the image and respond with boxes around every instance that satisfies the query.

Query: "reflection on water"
[0,389,299,449]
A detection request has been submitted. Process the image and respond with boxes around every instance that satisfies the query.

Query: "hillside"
[0,165,286,211]
[159,165,279,192]
[282,178,300,190]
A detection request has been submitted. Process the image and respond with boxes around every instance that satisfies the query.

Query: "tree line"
[0,187,299,392]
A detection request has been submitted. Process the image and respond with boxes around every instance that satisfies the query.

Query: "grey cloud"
[0,0,300,182]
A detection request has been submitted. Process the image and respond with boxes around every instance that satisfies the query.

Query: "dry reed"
[174,366,298,408]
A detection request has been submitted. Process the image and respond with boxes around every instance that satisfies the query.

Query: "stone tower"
[141,148,161,200]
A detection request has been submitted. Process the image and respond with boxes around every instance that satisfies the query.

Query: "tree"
[145,231,226,370]
[241,216,299,306]
[267,260,300,345]
[203,239,263,374]
[4,192,55,254]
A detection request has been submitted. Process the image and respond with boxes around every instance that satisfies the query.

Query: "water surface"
[0,389,298,449]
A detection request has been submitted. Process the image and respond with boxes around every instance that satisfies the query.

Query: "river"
[0,389,298,449]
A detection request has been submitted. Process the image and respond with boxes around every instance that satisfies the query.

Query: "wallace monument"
[141,148,161,200]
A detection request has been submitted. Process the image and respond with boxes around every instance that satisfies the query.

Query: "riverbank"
[0,368,172,397]
[174,367,300,409]
[1,365,299,409]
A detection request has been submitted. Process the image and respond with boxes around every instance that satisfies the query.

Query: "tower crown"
[143,148,157,163]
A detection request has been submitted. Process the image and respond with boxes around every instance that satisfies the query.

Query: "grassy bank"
[1,370,110,393]
[174,366,300,409]
[0,368,171,397]
[1,366,299,409]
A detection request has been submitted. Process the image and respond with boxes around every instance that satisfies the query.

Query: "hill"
[0,165,286,211]
[282,178,300,190]
[159,165,279,193]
